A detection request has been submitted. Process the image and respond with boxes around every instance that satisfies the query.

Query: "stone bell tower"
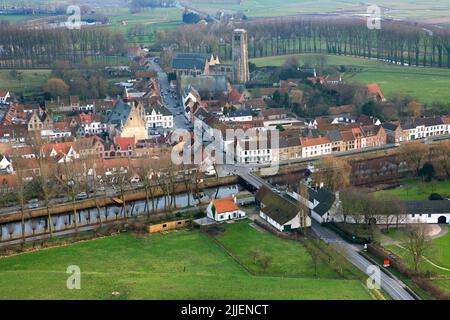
[232,29,249,84]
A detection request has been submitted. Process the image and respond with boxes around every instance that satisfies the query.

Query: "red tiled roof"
[212,196,238,213]
[368,83,385,100]
[301,136,331,147]
[42,142,75,157]
[114,137,136,151]
[0,91,9,97]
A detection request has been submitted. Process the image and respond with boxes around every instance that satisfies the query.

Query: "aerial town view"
[0,0,449,308]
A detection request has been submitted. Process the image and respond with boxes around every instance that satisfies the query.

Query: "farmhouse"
[206,196,246,222]
[256,187,311,232]
[405,201,450,224]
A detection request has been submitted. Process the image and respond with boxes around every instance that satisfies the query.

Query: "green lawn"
[0,227,372,299]
[215,221,339,278]
[375,178,450,201]
[386,227,450,293]
[251,53,450,104]
[0,69,51,95]
[96,7,182,46]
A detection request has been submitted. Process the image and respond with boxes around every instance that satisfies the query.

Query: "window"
[162,224,167,228]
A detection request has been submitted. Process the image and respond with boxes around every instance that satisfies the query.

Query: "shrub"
[429,193,443,200]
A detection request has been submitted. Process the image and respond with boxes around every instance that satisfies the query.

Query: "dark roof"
[402,117,444,129]
[326,130,342,142]
[147,105,172,116]
[414,117,443,127]
[172,53,210,70]
[256,187,307,225]
[381,122,399,131]
[404,200,450,215]
[309,187,336,216]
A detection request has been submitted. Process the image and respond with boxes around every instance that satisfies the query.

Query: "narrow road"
[311,220,415,300]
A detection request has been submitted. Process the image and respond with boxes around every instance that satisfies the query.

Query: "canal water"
[1,184,243,241]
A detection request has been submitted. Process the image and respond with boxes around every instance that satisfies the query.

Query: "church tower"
[232,29,249,84]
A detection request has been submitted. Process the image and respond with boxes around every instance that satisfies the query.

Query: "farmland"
[0,223,373,300]
[185,0,450,22]
[251,54,450,104]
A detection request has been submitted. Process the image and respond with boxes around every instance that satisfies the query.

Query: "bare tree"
[29,132,56,237]
[313,156,352,192]
[399,141,430,176]
[404,224,428,274]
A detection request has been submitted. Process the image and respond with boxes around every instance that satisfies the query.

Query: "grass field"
[96,7,182,46]
[215,221,339,278]
[385,226,450,293]
[251,53,450,104]
[0,223,372,299]
[374,178,450,201]
[0,69,51,95]
[187,0,450,21]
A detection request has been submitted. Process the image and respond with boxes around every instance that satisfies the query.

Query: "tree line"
[0,27,126,69]
[156,16,450,68]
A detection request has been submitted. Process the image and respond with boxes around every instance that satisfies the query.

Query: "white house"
[0,155,13,174]
[206,196,246,222]
[256,187,311,232]
[78,121,107,136]
[220,110,252,122]
[402,117,446,141]
[0,91,10,104]
[145,106,173,130]
[236,138,273,165]
[287,185,337,224]
[300,136,332,158]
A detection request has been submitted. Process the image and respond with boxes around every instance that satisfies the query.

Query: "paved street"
[147,57,188,131]
[311,220,415,300]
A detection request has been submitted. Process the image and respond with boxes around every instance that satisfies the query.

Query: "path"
[311,220,415,300]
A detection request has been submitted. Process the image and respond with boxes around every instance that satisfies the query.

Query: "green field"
[96,7,182,46]
[251,53,450,104]
[0,69,51,95]
[386,226,450,293]
[187,0,450,21]
[374,178,450,201]
[215,221,339,278]
[0,222,372,299]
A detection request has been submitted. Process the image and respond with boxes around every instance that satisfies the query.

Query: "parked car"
[27,199,39,209]
[75,192,88,201]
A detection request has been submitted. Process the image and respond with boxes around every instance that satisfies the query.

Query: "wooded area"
[158,16,450,68]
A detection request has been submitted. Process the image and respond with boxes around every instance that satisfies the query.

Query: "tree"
[404,224,428,274]
[399,141,430,176]
[272,90,281,104]
[434,140,450,178]
[406,101,422,117]
[419,162,435,182]
[248,248,261,264]
[258,254,273,273]
[29,132,56,237]
[283,56,299,69]
[43,78,69,99]
[13,150,28,248]
[313,156,352,192]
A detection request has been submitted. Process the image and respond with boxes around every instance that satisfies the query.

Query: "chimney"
[232,194,237,203]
